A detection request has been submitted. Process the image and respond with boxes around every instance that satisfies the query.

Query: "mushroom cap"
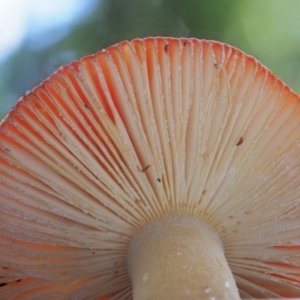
[1,37,300,299]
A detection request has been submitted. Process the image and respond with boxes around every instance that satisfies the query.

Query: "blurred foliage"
[1,0,300,120]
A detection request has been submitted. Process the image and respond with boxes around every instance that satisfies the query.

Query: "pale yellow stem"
[128,214,240,300]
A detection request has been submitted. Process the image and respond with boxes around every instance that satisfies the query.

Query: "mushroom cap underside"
[1,37,300,299]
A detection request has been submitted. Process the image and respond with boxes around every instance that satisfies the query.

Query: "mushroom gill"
[1,37,300,299]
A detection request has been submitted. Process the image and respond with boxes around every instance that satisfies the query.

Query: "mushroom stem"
[128,214,240,300]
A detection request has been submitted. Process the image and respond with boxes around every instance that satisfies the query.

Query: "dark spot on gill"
[141,165,150,172]
[236,137,243,146]
[164,44,169,53]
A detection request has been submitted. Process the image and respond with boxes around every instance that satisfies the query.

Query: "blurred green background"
[1,0,300,121]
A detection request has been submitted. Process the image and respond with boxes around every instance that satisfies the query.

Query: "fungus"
[1,37,300,299]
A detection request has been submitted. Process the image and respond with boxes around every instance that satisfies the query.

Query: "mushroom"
[1,37,300,299]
